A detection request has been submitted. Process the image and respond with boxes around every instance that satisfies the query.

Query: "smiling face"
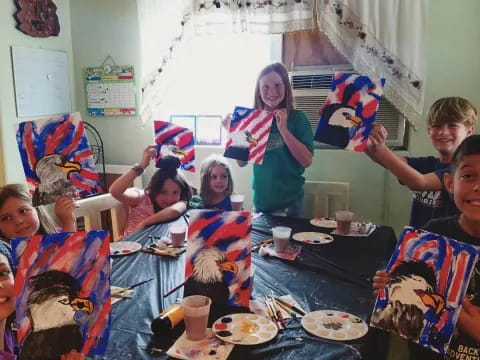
[209,165,229,195]
[0,197,40,238]
[445,154,480,224]
[154,178,181,210]
[0,254,14,321]
[259,71,286,112]
[428,122,473,160]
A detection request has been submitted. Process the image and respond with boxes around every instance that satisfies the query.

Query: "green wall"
[0,0,75,184]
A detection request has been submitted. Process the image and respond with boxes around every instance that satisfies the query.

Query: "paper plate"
[301,310,368,341]
[292,232,334,244]
[310,218,337,228]
[213,313,278,345]
[110,241,142,256]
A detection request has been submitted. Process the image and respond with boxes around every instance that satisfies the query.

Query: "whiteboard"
[11,46,71,117]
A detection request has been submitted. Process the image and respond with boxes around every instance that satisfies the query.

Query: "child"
[0,242,15,360]
[190,155,234,211]
[110,145,192,236]
[373,135,480,360]
[226,62,314,217]
[0,184,77,242]
[366,97,477,228]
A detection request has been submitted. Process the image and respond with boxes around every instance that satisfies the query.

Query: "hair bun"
[156,156,181,170]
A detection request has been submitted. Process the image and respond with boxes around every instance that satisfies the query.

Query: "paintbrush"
[269,296,286,328]
[163,275,192,298]
[262,297,280,330]
[273,297,305,316]
[114,278,154,294]
[264,296,283,330]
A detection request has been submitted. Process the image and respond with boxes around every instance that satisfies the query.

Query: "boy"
[366,97,477,229]
[373,135,480,359]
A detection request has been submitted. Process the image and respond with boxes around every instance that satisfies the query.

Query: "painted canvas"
[16,113,102,206]
[12,231,111,359]
[224,106,274,165]
[370,227,479,355]
[154,121,195,172]
[185,210,252,308]
[315,73,385,152]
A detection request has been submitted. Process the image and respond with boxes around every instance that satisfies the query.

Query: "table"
[96,214,396,360]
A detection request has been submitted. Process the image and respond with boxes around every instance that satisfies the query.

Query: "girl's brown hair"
[254,62,293,115]
[199,155,234,205]
[0,184,58,239]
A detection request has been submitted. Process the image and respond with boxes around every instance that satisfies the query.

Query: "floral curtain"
[317,0,427,128]
[194,0,314,35]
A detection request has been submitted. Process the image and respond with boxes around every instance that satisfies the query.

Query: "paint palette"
[167,329,234,360]
[301,310,368,341]
[213,313,278,345]
[110,241,142,256]
[292,232,334,245]
[310,218,337,228]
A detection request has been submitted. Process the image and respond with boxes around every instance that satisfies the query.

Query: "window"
[170,114,223,145]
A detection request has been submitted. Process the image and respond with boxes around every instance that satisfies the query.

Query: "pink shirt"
[123,189,154,237]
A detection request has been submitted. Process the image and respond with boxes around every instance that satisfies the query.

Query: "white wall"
[0,0,75,184]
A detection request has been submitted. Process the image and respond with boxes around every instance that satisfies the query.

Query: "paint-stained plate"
[110,241,141,256]
[213,313,278,345]
[292,232,334,245]
[301,310,368,341]
[310,218,337,228]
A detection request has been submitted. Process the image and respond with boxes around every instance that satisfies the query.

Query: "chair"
[303,181,350,218]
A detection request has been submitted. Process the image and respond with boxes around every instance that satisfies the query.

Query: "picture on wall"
[184,210,252,308]
[315,72,385,152]
[12,230,111,359]
[154,121,195,172]
[370,227,479,355]
[224,106,274,165]
[15,112,102,206]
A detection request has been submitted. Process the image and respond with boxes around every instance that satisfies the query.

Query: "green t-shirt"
[252,109,314,212]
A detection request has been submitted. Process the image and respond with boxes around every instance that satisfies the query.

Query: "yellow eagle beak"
[218,261,238,275]
[173,148,187,156]
[415,290,445,317]
[247,135,258,147]
[70,297,94,314]
[348,116,362,127]
[59,160,82,175]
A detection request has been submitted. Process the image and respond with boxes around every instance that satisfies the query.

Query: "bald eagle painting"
[16,112,102,206]
[154,121,195,172]
[12,231,111,359]
[371,227,479,355]
[224,106,274,165]
[185,210,252,308]
[315,73,385,152]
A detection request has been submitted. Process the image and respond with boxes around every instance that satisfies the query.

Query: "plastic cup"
[230,194,244,211]
[182,295,212,340]
[169,223,187,247]
[336,211,354,235]
[272,226,292,253]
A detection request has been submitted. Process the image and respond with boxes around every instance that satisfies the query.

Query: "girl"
[0,241,15,360]
[0,184,77,242]
[110,145,192,236]
[226,63,314,217]
[190,155,234,210]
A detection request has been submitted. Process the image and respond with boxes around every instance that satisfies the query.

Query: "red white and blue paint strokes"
[373,227,479,355]
[224,106,274,165]
[15,113,102,205]
[11,231,111,356]
[154,121,195,172]
[315,72,385,152]
[186,211,252,307]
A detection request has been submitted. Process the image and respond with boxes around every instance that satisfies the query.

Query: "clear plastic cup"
[169,222,187,247]
[335,211,354,235]
[182,295,212,340]
[230,194,244,211]
[272,226,292,253]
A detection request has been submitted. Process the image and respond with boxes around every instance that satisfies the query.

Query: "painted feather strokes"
[371,227,479,355]
[154,121,195,172]
[15,112,102,205]
[185,211,252,308]
[224,106,274,165]
[315,72,385,152]
[12,231,111,359]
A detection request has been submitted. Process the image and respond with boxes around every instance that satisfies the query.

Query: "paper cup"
[169,222,187,247]
[335,211,354,235]
[182,295,212,340]
[230,194,244,211]
[272,226,292,253]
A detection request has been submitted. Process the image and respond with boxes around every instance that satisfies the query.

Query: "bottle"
[151,303,184,334]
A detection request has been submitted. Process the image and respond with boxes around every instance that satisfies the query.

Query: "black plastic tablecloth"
[94,214,396,360]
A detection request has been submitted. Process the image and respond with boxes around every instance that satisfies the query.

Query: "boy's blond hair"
[427,97,477,129]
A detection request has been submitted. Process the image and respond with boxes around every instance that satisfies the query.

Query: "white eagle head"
[192,247,238,284]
